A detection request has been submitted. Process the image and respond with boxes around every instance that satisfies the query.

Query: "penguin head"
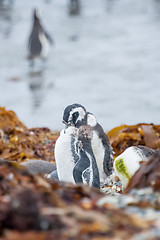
[33,9,42,29]
[63,104,87,128]
[33,9,40,21]
[86,112,97,127]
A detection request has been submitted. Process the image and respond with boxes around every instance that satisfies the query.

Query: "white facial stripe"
[69,107,86,123]
[87,114,97,127]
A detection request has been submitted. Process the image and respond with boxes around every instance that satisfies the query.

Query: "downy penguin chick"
[114,145,155,189]
[73,125,100,188]
[28,9,53,65]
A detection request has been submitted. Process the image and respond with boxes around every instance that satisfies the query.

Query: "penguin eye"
[72,111,79,124]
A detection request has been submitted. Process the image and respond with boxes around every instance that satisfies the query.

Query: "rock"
[125,151,160,193]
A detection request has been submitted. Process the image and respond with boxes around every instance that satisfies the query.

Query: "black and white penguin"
[85,112,113,184]
[54,123,100,188]
[68,0,81,15]
[114,145,156,188]
[28,9,53,65]
[62,103,113,184]
[73,125,100,188]
[55,125,79,183]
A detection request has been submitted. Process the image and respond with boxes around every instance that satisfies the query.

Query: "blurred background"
[0,0,160,131]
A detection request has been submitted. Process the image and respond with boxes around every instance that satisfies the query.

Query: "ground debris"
[0,160,158,240]
[0,107,58,162]
[125,151,160,193]
[0,107,160,239]
[108,123,160,158]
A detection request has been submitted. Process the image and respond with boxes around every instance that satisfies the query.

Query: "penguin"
[54,125,79,183]
[62,104,113,185]
[28,9,53,66]
[85,112,113,184]
[73,125,100,188]
[114,145,156,189]
[54,123,100,188]
[68,0,81,15]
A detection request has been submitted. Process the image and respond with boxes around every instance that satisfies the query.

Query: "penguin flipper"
[103,143,113,176]
[44,31,54,45]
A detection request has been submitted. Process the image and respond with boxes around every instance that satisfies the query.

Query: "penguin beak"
[62,120,74,128]
[62,120,71,129]
[62,120,67,125]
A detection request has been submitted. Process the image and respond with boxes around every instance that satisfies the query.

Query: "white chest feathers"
[39,32,49,58]
[91,131,105,182]
[55,126,78,183]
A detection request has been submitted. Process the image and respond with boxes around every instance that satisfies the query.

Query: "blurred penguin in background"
[28,9,53,67]
[68,0,81,15]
